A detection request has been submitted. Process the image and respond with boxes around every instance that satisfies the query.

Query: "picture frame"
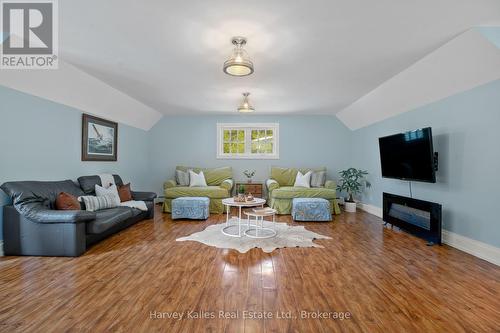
[82,114,118,161]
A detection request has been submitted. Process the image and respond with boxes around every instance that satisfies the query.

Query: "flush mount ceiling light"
[238,92,255,113]
[223,36,254,76]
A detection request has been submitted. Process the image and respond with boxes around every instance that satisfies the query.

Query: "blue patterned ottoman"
[292,198,332,222]
[172,197,209,220]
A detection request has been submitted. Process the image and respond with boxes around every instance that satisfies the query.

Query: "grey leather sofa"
[0,175,156,257]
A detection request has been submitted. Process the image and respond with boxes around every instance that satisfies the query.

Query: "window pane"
[251,142,258,153]
[251,130,258,140]
[231,143,237,153]
[231,130,237,141]
[266,129,273,138]
[264,142,273,153]
[259,130,265,139]
[223,130,230,141]
[237,130,245,142]
[237,143,245,153]
[223,143,230,153]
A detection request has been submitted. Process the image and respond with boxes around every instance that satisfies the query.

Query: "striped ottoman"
[292,198,332,222]
[172,197,209,220]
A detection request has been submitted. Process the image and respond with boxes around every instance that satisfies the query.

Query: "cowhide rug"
[176,220,331,253]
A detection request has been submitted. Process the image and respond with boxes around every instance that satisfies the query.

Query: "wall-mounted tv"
[379,127,436,183]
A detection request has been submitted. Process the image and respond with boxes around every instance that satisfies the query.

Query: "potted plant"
[337,168,371,213]
[243,170,256,183]
[236,184,246,202]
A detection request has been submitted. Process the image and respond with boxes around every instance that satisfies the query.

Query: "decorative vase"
[345,201,357,213]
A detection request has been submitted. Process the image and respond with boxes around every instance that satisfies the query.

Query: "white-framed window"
[217,123,279,159]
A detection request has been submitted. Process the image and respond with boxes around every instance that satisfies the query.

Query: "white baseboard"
[0,240,3,257]
[359,203,500,266]
[442,230,500,266]
[359,203,382,218]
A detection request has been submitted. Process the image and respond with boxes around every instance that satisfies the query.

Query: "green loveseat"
[266,167,341,215]
[163,166,234,214]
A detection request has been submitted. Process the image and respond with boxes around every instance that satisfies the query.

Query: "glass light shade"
[223,37,254,76]
[238,93,255,113]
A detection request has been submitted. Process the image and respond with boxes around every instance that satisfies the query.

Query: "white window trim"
[217,123,280,160]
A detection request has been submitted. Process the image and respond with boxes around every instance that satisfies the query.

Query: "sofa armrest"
[164,179,176,190]
[131,191,157,202]
[266,179,280,192]
[325,180,337,190]
[28,209,96,224]
[220,179,234,192]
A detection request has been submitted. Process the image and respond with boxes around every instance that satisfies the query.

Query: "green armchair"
[266,167,341,215]
[163,166,234,214]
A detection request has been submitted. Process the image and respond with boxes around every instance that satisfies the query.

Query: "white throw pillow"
[95,184,121,205]
[189,170,207,187]
[294,171,312,188]
[79,195,119,212]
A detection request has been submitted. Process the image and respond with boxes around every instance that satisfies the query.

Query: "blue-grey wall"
[2,79,500,250]
[0,86,151,240]
[148,115,353,195]
[351,79,500,247]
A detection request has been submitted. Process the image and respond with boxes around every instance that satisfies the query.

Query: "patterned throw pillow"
[175,169,190,186]
[79,195,118,212]
[310,171,326,188]
[95,184,121,205]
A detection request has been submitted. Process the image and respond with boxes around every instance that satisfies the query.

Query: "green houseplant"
[238,184,246,194]
[236,184,246,202]
[338,168,371,212]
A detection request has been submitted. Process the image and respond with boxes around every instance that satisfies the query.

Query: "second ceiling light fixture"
[223,36,256,113]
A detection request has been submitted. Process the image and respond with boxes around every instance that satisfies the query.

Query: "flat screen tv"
[379,127,436,183]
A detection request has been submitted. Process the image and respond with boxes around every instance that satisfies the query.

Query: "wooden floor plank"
[0,206,499,332]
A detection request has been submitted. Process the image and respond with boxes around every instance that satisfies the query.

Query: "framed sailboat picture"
[82,114,118,161]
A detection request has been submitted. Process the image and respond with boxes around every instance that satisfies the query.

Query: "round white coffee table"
[222,197,266,237]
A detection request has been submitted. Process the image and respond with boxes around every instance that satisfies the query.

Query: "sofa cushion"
[271,167,326,186]
[270,167,297,186]
[86,207,134,234]
[1,180,85,210]
[165,186,229,199]
[176,166,232,186]
[271,186,337,200]
[77,175,124,195]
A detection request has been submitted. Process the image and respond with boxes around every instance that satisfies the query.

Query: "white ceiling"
[59,0,500,116]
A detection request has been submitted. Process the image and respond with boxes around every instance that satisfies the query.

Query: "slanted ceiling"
[0,50,162,130]
[337,28,500,130]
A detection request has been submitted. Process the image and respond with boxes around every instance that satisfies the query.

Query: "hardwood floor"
[0,206,499,332]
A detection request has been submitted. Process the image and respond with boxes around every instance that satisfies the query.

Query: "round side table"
[244,208,277,239]
[221,197,266,237]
